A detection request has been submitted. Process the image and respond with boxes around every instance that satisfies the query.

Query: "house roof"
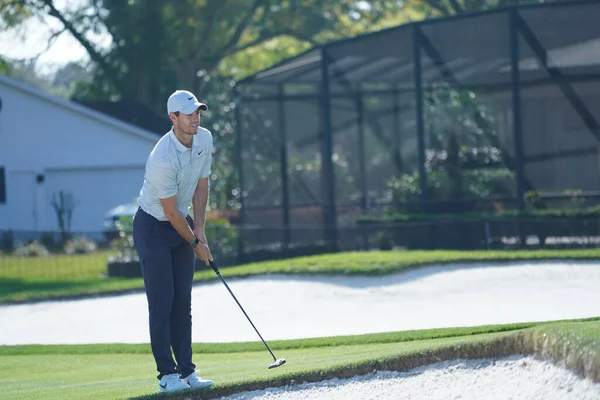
[0,74,161,143]
[74,99,172,135]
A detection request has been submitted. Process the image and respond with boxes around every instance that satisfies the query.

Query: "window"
[0,167,5,204]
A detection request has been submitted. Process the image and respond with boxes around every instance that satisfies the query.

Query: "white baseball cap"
[167,90,208,115]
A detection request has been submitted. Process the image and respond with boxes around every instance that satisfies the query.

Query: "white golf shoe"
[181,372,214,390]
[158,373,190,393]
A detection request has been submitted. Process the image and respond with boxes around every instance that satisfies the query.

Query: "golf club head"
[268,358,286,369]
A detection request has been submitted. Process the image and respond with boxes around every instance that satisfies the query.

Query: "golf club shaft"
[209,261,277,361]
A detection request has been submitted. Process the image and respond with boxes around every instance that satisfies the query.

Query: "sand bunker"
[217,355,600,400]
[0,260,599,345]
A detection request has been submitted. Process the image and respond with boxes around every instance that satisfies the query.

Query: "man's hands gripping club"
[192,177,212,265]
[160,185,213,266]
[193,229,213,266]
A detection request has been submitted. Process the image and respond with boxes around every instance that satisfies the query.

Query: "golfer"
[132,89,215,393]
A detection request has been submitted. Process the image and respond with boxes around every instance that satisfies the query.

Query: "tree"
[0,0,29,75]
[0,1,419,210]
[0,0,31,30]
[51,190,78,243]
[2,0,408,110]
[408,0,553,16]
[0,57,11,75]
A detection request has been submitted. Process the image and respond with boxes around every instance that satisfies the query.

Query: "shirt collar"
[169,128,193,153]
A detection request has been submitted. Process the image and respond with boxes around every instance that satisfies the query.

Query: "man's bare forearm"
[165,209,197,244]
[193,178,210,236]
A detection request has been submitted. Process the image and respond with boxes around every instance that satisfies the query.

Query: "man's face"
[171,108,201,135]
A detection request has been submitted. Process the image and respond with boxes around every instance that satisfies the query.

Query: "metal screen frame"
[234,0,600,251]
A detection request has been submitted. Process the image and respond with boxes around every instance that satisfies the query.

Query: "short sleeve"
[199,133,213,178]
[146,158,178,199]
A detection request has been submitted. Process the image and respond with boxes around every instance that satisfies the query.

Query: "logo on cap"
[167,90,207,115]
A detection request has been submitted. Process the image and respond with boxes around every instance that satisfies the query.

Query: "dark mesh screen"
[518,2,600,201]
[238,101,281,208]
[236,2,600,231]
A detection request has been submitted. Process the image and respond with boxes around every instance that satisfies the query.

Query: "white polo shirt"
[138,127,213,221]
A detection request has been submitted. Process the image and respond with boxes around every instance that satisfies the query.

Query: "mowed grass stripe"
[0,332,511,400]
[197,249,600,278]
[0,251,115,279]
[0,321,557,356]
[3,249,600,303]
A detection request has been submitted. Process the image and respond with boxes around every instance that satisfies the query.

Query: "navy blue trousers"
[132,207,196,380]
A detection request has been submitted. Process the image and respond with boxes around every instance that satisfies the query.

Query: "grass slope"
[525,321,600,382]
[1,319,599,400]
[0,321,541,357]
[2,249,600,303]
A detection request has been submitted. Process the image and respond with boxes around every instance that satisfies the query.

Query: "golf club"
[209,260,286,369]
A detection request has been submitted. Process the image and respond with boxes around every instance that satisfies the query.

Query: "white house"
[0,74,161,235]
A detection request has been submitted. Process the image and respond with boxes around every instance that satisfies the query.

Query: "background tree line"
[0,0,551,210]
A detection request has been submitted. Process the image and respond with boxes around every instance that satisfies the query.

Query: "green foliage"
[523,188,588,212]
[359,203,600,223]
[386,168,515,203]
[110,215,136,262]
[200,76,239,210]
[205,216,239,255]
[381,84,518,213]
[0,57,11,75]
[525,190,545,210]
[407,0,552,17]
[423,87,506,156]
[0,1,32,29]
[1,0,421,211]
[219,36,312,80]
[109,211,239,260]
[564,189,586,209]
[22,0,412,102]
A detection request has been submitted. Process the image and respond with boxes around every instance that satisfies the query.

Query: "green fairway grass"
[2,249,600,303]
[1,320,598,400]
[0,251,115,280]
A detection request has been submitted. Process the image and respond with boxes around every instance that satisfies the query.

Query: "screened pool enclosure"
[233,1,600,251]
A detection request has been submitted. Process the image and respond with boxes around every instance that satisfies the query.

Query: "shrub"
[110,215,136,262]
[108,214,239,261]
[64,236,98,255]
[386,168,515,213]
[206,216,239,255]
[13,241,50,257]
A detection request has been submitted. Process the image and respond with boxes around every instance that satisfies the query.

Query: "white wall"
[0,83,158,170]
[43,167,145,232]
[0,78,160,232]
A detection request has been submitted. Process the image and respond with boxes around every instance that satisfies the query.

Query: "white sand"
[217,355,600,400]
[0,260,599,345]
